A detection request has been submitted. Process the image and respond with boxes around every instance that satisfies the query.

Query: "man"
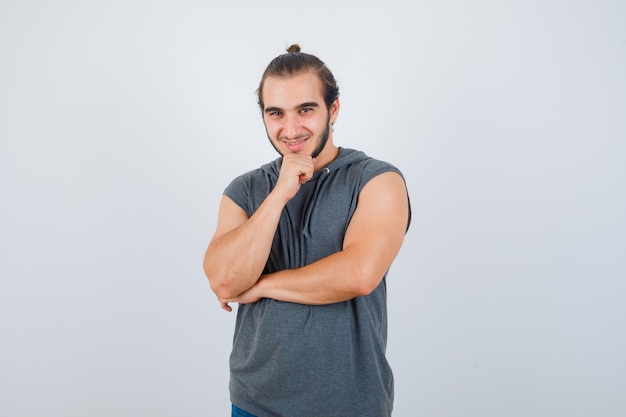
[203,44,411,417]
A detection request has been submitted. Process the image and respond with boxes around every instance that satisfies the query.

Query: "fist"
[276,154,315,201]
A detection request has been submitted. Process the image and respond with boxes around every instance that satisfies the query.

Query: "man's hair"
[257,44,340,111]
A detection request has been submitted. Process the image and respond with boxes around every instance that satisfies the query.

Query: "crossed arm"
[203,170,409,311]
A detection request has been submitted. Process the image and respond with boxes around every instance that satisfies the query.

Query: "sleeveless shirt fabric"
[223,148,410,417]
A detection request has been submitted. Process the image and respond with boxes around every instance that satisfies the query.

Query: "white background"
[1,1,624,416]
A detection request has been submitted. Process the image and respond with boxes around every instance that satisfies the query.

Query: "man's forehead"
[262,72,324,103]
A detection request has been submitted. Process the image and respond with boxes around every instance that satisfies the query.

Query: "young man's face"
[262,71,339,159]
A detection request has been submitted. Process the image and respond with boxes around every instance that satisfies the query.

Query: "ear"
[329,98,340,124]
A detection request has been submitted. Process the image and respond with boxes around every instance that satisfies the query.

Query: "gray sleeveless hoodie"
[223,148,411,417]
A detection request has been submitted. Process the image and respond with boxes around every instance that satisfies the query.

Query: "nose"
[283,114,299,139]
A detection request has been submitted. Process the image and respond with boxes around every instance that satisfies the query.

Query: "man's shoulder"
[229,159,279,184]
[338,148,400,172]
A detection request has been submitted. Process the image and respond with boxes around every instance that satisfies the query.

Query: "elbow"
[352,263,385,296]
[204,258,230,299]
[204,258,249,300]
[205,268,239,300]
[204,265,237,300]
[210,281,240,300]
[353,280,381,297]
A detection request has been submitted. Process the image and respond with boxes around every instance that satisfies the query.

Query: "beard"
[311,120,330,158]
[266,112,331,158]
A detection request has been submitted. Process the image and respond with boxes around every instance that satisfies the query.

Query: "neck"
[314,142,339,171]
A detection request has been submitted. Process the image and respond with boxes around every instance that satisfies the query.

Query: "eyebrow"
[298,102,320,109]
[264,101,320,114]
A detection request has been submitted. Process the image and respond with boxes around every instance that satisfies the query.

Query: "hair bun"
[286,44,301,53]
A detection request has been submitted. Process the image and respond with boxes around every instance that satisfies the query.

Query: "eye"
[269,111,282,117]
[300,107,313,114]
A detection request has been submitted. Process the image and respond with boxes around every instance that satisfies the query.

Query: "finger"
[297,161,315,184]
[299,166,315,184]
[220,300,233,312]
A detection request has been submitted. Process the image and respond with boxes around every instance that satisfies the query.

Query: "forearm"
[204,192,287,299]
[255,247,385,305]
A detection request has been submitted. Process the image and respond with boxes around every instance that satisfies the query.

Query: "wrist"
[255,273,274,299]
[268,187,293,206]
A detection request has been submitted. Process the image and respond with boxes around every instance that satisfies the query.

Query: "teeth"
[283,137,307,145]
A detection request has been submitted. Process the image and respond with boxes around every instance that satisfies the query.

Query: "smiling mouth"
[283,138,306,145]
[282,137,308,151]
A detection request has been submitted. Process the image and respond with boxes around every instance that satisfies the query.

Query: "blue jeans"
[232,404,257,417]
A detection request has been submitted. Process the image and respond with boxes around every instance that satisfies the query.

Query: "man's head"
[257,44,339,112]
[259,45,340,162]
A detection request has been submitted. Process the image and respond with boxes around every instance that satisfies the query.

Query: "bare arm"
[203,193,285,300]
[203,154,316,304]
[224,171,409,307]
